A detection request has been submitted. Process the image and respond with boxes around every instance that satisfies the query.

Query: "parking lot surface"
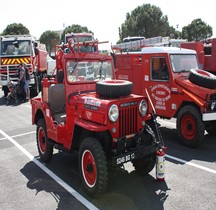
[0,92,216,210]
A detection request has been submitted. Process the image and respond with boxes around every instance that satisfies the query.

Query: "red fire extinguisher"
[156,147,166,181]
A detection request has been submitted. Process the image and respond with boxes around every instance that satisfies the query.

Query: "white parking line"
[166,154,216,174]
[0,129,99,210]
[0,131,36,141]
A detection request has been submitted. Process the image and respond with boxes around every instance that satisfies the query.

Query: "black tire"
[177,105,205,147]
[205,122,216,136]
[3,86,9,97]
[36,118,53,162]
[189,69,216,89]
[6,99,9,106]
[96,80,133,98]
[78,137,108,197]
[31,76,39,97]
[132,154,156,175]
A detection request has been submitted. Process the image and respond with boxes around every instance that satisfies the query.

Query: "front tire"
[177,105,205,147]
[78,137,108,197]
[36,118,53,162]
[132,154,156,175]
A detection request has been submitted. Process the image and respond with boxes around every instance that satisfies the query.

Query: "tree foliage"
[181,18,212,41]
[119,4,174,41]
[2,23,29,35]
[61,24,93,42]
[39,30,60,53]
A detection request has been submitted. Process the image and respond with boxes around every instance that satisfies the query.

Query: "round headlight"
[108,104,119,122]
[139,100,148,117]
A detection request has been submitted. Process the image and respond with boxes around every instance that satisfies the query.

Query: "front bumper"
[112,143,159,166]
[202,112,216,121]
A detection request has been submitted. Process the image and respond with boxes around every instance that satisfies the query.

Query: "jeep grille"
[119,106,138,136]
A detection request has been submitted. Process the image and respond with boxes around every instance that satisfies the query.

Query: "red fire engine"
[0,35,48,97]
[180,38,216,75]
[111,37,216,147]
[31,37,164,197]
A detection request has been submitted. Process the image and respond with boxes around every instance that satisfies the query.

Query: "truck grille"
[0,66,18,81]
[119,106,138,136]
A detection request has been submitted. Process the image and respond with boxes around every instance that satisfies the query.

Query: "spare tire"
[189,69,216,89]
[96,80,133,98]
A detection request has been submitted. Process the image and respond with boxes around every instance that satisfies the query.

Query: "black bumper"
[112,143,159,166]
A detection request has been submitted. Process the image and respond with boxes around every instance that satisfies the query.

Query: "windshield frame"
[66,59,113,84]
[169,53,199,73]
[1,40,31,57]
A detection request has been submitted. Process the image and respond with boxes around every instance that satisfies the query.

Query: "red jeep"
[31,38,163,197]
[112,37,216,147]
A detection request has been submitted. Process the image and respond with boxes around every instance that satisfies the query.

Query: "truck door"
[144,56,174,118]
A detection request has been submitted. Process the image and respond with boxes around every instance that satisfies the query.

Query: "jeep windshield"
[66,60,112,83]
[170,54,198,73]
[1,40,31,56]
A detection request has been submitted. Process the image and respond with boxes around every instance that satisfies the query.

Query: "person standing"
[18,63,26,102]
[23,62,30,100]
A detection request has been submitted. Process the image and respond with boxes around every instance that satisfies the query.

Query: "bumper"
[112,143,159,166]
[202,112,216,121]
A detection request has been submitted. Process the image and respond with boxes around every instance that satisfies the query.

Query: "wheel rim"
[38,127,46,154]
[181,115,196,140]
[81,150,97,187]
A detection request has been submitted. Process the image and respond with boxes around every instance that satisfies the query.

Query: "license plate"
[116,152,135,165]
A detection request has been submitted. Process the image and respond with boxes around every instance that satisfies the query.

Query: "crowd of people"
[17,63,30,102]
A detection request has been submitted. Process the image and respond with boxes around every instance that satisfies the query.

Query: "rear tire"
[177,105,205,147]
[36,118,53,162]
[78,137,108,197]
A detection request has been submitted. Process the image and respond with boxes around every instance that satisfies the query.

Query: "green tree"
[39,30,60,53]
[2,23,29,35]
[182,18,212,41]
[119,4,174,41]
[61,24,93,42]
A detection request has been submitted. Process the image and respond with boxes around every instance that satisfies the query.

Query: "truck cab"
[112,38,216,147]
[31,38,163,197]
[0,35,48,97]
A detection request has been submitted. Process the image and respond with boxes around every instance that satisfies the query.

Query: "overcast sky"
[0,0,215,50]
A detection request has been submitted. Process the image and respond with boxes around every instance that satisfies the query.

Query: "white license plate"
[116,153,135,165]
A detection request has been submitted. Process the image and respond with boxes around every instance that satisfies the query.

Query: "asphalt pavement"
[0,91,216,210]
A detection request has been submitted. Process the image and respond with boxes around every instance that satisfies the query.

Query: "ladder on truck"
[111,36,170,52]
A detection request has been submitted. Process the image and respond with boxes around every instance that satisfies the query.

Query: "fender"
[181,88,205,108]
[75,118,108,132]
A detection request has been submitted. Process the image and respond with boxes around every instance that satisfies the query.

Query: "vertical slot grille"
[119,106,138,137]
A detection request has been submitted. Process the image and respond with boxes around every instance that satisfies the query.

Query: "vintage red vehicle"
[112,37,216,147]
[31,37,164,197]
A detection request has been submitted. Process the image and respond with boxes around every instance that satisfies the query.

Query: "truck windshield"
[66,60,112,83]
[170,54,198,72]
[1,40,31,56]
[65,35,93,44]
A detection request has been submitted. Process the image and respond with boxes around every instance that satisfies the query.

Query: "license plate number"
[116,153,135,165]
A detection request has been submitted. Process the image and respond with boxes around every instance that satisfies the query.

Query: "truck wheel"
[206,125,216,136]
[79,137,108,197]
[132,154,156,175]
[31,76,40,97]
[177,105,205,147]
[96,80,133,98]
[189,69,216,89]
[36,119,53,162]
[3,86,9,97]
